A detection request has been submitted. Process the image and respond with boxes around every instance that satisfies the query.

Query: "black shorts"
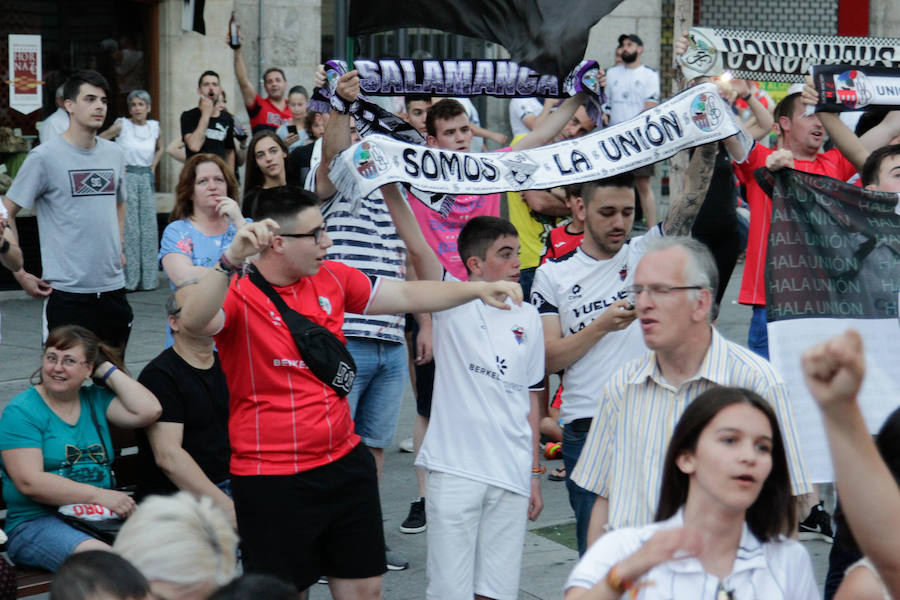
[44,288,133,355]
[407,315,434,418]
[231,444,386,591]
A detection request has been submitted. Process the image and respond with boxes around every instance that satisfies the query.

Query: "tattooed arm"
[661,142,717,237]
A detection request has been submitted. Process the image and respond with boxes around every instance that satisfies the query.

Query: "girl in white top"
[100,90,163,291]
[565,387,818,600]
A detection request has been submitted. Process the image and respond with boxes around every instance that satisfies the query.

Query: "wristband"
[605,565,635,594]
[217,252,239,276]
[330,93,359,115]
[0,239,8,254]
[100,365,118,383]
[531,465,546,477]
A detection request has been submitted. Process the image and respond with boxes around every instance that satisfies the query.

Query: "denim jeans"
[748,305,769,360]
[345,338,409,448]
[562,423,598,556]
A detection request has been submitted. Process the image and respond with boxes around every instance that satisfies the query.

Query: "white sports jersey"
[605,64,660,126]
[509,98,543,137]
[416,295,545,497]
[531,225,662,424]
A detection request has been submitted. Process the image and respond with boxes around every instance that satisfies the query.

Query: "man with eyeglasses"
[530,145,718,556]
[569,236,811,541]
[176,185,523,598]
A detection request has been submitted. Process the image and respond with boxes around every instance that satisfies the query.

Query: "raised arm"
[802,330,900,597]
[232,43,257,109]
[317,71,359,199]
[801,79,869,170]
[516,91,594,151]
[99,360,162,429]
[661,142,717,236]
[184,97,215,153]
[367,278,522,315]
[731,79,773,142]
[381,183,443,281]
[179,220,278,335]
[99,119,123,140]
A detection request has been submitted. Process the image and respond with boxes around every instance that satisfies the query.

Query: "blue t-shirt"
[0,386,115,533]
[158,218,243,346]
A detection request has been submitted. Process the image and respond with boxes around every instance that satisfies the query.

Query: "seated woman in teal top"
[0,325,161,571]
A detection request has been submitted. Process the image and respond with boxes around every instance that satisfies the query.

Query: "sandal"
[548,466,566,481]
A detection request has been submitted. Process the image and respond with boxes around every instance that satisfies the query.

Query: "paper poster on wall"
[7,35,43,115]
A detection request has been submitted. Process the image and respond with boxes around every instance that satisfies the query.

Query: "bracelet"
[217,252,239,276]
[330,93,359,115]
[0,239,8,254]
[100,365,118,383]
[605,565,635,594]
[531,465,546,476]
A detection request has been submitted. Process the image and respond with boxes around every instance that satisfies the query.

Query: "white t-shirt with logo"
[531,225,662,424]
[605,64,660,126]
[416,291,544,497]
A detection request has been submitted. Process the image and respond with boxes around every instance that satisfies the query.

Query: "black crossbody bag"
[248,267,357,396]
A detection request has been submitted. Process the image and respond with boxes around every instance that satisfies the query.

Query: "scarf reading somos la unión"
[328,82,749,200]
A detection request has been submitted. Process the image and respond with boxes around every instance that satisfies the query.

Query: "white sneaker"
[398,437,414,453]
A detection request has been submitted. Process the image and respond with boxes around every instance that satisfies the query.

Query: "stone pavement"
[0,263,833,599]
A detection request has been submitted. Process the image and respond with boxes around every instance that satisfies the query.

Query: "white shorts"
[425,471,529,600]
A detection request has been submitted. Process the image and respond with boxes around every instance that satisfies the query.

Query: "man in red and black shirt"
[730,92,857,359]
[179,186,522,597]
[231,42,291,133]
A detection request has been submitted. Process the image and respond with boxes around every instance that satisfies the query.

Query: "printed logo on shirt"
[318,296,333,315]
[511,325,526,345]
[619,265,628,281]
[269,311,283,326]
[568,284,583,300]
[206,122,229,141]
[495,355,508,375]
[273,358,308,368]
[69,170,115,196]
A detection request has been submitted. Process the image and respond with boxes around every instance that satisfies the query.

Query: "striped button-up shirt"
[570,327,811,529]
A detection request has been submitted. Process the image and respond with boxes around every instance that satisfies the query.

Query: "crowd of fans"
[0,29,897,600]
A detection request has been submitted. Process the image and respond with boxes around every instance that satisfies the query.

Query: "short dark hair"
[253,185,320,224]
[263,67,286,82]
[208,574,300,600]
[655,387,795,542]
[404,94,432,109]
[198,70,220,88]
[63,69,110,101]
[581,173,635,205]
[288,85,308,98]
[563,183,582,199]
[774,92,801,125]
[426,98,466,137]
[50,550,150,600]
[457,216,518,275]
[861,143,900,187]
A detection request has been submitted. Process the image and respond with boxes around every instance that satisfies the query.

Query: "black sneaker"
[386,547,409,571]
[798,502,834,543]
[400,498,426,534]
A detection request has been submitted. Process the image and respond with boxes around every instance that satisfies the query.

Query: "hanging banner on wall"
[678,27,900,83]
[7,35,43,115]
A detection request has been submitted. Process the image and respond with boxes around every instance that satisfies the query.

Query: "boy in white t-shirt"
[415,216,545,600]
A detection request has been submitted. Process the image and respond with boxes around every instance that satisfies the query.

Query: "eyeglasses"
[43,353,88,368]
[623,284,703,301]
[279,226,326,244]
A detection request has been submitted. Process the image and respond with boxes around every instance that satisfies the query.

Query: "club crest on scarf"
[690,92,724,133]
[354,141,388,179]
